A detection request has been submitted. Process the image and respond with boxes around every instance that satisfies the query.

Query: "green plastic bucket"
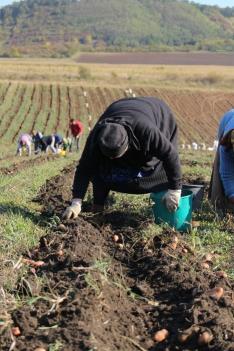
[150,190,193,232]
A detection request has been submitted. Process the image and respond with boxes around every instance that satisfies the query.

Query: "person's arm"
[145,126,182,190]
[72,134,99,199]
[63,131,99,219]
[219,146,234,202]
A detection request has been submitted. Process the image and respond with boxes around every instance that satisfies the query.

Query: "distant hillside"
[0,0,234,57]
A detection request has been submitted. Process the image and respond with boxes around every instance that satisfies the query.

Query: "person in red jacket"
[69,119,84,151]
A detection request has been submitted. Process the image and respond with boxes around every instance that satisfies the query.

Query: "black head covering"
[98,123,128,158]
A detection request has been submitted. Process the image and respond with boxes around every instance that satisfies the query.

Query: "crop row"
[0,82,234,145]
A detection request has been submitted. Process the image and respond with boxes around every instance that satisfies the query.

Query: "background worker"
[16,133,32,156]
[62,136,72,152]
[209,109,234,211]
[32,130,43,154]
[54,133,63,150]
[36,134,57,154]
[63,97,182,219]
[69,118,84,151]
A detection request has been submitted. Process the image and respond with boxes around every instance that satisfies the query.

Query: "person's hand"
[63,199,82,219]
[162,189,181,212]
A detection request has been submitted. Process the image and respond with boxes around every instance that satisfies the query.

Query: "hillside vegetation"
[0,0,234,57]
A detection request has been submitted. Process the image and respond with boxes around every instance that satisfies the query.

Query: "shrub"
[79,66,92,80]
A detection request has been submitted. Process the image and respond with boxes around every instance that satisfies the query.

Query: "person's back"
[70,119,83,137]
[17,133,32,156]
[99,97,177,141]
[63,96,182,219]
[54,134,63,146]
[32,131,43,154]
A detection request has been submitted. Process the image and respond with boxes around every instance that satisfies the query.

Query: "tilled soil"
[0,166,233,351]
[0,154,59,175]
[77,52,234,66]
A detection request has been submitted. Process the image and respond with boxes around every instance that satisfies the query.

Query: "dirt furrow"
[0,168,233,351]
[42,84,53,134]
[0,85,26,139]
[30,84,44,133]
[12,85,36,142]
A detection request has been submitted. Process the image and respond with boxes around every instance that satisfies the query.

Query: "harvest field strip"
[0,84,26,140]
[77,52,234,66]
[0,81,233,350]
[42,84,53,134]
[11,85,36,142]
[2,58,234,95]
[0,153,233,351]
[1,82,234,156]
[0,82,11,105]
[34,84,50,134]
[30,84,43,133]
[0,84,19,130]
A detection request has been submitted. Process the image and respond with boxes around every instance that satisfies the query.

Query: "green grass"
[0,153,77,291]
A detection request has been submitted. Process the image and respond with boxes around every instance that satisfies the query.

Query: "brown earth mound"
[0,166,233,351]
[77,52,234,66]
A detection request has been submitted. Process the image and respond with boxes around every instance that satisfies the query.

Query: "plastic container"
[150,190,193,232]
[182,184,204,211]
[58,149,66,156]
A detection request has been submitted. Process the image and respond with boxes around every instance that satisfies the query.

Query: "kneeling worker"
[63,97,182,219]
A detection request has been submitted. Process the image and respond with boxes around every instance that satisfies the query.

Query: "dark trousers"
[92,163,169,205]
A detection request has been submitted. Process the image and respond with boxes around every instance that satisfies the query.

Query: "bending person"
[16,133,32,156]
[63,97,182,219]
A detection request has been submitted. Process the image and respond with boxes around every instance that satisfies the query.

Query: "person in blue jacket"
[210,109,234,211]
[33,133,63,154]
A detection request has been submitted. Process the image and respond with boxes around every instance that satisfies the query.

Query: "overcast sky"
[0,0,234,8]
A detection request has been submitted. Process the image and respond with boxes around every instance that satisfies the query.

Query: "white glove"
[63,198,82,219]
[162,189,181,212]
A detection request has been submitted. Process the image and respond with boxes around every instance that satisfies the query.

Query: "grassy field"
[0,58,234,90]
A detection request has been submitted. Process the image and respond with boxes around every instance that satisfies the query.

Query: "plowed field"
[0,72,234,351]
[0,165,233,351]
[0,81,234,147]
[77,52,234,66]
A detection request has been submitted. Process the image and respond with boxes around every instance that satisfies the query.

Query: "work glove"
[162,189,181,212]
[63,198,82,219]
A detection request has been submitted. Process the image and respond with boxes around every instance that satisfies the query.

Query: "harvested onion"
[153,329,169,342]
[198,331,213,345]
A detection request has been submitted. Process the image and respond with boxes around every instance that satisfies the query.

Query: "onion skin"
[22,258,45,267]
[209,287,224,300]
[113,235,119,243]
[153,329,169,342]
[215,271,227,279]
[178,326,200,344]
[201,262,210,269]
[11,326,21,336]
[198,331,213,345]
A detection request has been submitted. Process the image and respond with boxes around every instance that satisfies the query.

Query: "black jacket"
[72,97,182,199]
